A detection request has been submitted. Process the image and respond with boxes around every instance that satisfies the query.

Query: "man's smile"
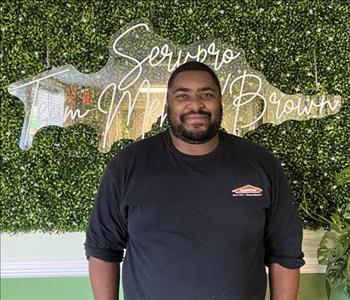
[181,112,211,122]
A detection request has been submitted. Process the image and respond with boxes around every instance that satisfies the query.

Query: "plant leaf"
[336,166,350,186]
[326,279,331,300]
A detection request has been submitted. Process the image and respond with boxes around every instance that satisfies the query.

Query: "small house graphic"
[232,185,263,194]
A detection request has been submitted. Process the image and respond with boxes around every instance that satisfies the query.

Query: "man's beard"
[167,106,222,144]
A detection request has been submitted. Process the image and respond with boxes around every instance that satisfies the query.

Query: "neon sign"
[8,21,341,152]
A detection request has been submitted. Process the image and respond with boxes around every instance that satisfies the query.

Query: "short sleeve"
[84,165,128,263]
[264,157,305,269]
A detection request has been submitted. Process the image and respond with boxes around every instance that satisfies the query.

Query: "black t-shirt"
[85,130,305,300]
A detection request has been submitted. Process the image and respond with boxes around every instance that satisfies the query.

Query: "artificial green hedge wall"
[1,1,349,232]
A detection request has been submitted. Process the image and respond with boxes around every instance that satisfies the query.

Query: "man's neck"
[169,131,219,156]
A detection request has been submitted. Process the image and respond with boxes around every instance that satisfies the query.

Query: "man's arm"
[89,256,120,300]
[269,263,300,300]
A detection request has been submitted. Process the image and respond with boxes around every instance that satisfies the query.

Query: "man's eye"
[176,94,187,99]
[202,93,213,98]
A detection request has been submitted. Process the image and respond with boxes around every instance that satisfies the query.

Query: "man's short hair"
[167,61,222,95]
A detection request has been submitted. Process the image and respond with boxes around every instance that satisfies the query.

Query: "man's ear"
[165,94,169,110]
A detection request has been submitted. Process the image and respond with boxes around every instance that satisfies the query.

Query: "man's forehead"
[170,71,218,91]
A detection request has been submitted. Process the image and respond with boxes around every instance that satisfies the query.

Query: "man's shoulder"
[222,132,271,153]
[221,132,285,184]
[107,131,166,167]
[123,130,166,153]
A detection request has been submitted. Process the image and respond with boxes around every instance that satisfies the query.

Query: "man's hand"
[89,256,120,300]
[269,263,300,300]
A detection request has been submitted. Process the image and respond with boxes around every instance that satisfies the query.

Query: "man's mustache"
[180,110,211,121]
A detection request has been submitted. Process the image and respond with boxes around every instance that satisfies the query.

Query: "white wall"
[1,232,88,278]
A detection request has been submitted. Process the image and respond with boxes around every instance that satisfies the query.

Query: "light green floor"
[1,274,348,300]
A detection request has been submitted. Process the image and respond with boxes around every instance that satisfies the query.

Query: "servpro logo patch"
[232,185,263,197]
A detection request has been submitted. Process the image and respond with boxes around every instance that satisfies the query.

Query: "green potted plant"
[317,166,350,299]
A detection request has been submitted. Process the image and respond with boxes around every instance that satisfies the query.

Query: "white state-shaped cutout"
[8,21,342,153]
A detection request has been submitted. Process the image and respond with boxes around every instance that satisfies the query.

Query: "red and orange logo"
[232,185,263,197]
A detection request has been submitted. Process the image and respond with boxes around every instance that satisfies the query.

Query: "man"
[85,61,305,300]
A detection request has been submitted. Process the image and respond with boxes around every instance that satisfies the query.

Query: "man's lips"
[184,114,208,120]
[181,113,211,122]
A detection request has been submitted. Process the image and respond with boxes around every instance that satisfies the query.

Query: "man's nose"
[188,96,204,110]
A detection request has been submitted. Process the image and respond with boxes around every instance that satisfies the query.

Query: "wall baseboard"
[1,258,88,278]
[1,230,326,278]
